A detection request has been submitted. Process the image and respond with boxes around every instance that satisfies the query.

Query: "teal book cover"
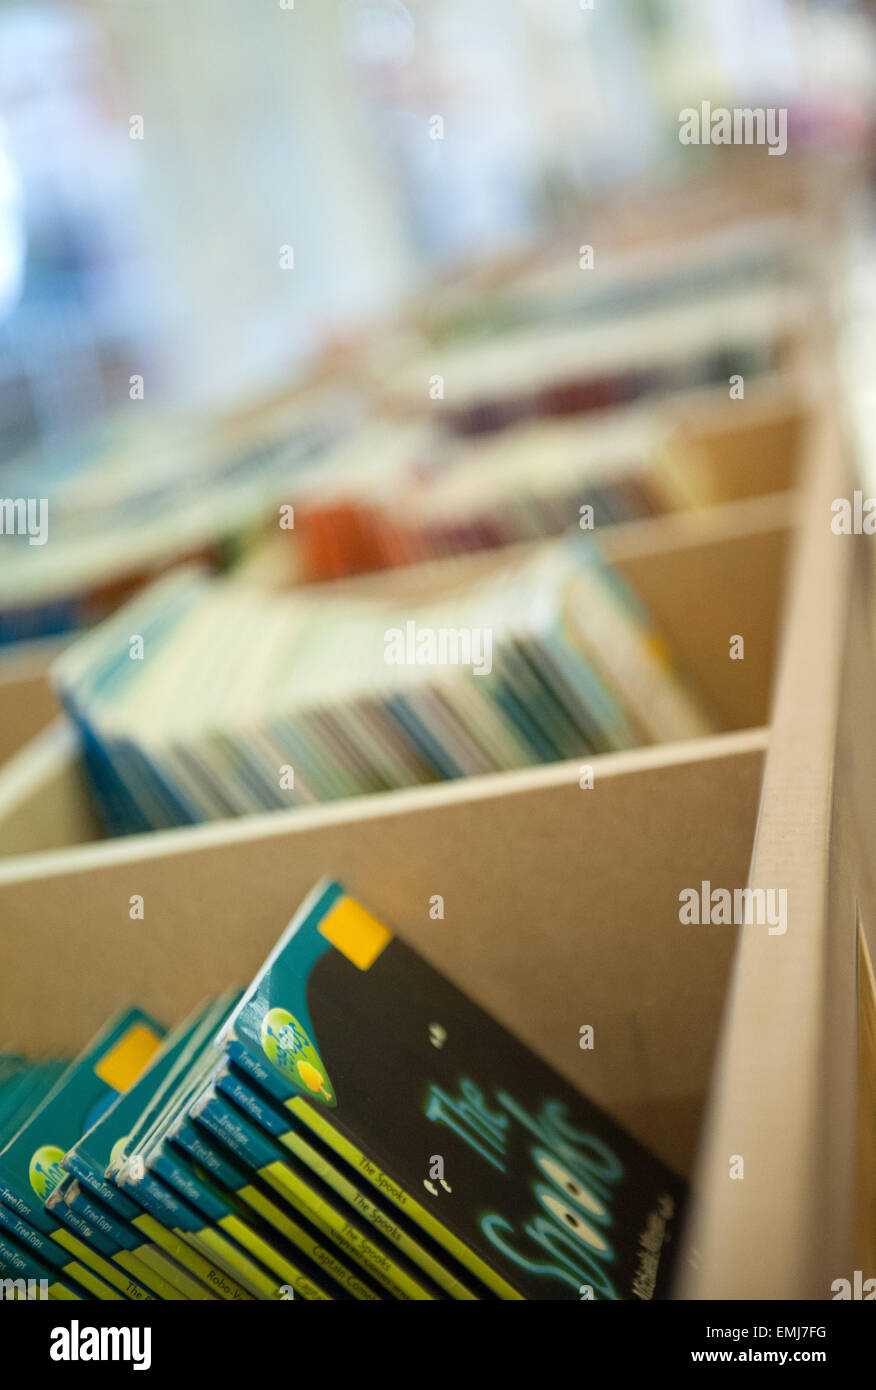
[0,1009,163,1238]
[0,1061,69,1148]
[219,880,686,1301]
[63,999,229,1219]
[103,997,233,1187]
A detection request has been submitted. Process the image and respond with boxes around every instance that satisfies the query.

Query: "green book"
[61,1002,233,1301]
[0,1009,164,1301]
[115,1033,340,1301]
[97,997,256,1302]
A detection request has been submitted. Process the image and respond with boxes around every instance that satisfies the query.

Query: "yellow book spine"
[289,1099,523,1299]
[51,1229,152,1301]
[260,1159,436,1301]
[131,1212,253,1301]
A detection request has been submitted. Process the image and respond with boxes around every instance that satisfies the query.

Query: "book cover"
[0,1009,164,1300]
[219,880,687,1300]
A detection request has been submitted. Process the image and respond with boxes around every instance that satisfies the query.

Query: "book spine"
[191,1088,437,1302]
[0,1234,71,1301]
[0,1203,121,1300]
[115,1169,255,1300]
[63,1183,191,1302]
[45,1196,155,1302]
[288,1097,523,1300]
[219,1065,478,1300]
[128,1210,252,1303]
[117,1166,280,1301]
[147,1147,334,1302]
[171,1120,380,1301]
[67,1162,211,1300]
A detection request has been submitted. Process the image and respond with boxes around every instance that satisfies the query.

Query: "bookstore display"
[0,126,873,1317]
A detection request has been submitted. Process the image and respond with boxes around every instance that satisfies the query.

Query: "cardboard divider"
[605,491,792,732]
[678,360,871,1299]
[663,388,806,502]
[0,639,65,766]
[0,722,103,858]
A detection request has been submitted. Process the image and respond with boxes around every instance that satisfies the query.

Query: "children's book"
[217,880,687,1300]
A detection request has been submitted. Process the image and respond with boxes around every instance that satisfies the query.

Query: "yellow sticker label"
[93,1024,162,1092]
[318,897,392,971]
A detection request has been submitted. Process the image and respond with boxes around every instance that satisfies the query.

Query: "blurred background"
[0,0,872,441]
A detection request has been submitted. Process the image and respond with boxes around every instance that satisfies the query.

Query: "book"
[122,1024,441,1300]
[0,1009,164,1302]
[206,1059,481,1299]
[289,402,753,583]
[187,1080,450,1301]
[0,1230,87,1301]
[45,1177,191,1301]
[131,1131,339,1302]
[0,1199,124,1302]
[372,282,800,436]
[52,536,715,837]
[114,1018,361,1301]
[168,1116,382,1300]
[0,389,348,651]
[213,879,687,1299]
[91,998,258,1302]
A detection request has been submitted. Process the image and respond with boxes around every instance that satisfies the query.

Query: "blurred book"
[290,406,734,582]
[406,212,808,351]
[0,387,357,648]
[372,280,803,437]
[52,537,716,837]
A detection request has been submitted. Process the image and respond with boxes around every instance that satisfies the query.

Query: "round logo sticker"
[260,1007,334,1104]
[28,1145,66,1204]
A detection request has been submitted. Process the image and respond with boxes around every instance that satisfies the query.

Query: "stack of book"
[0,881,686,1300]
[286,215,807,581]
[291,407,717,582]
[52,537,715,836]
[373,281,800,437]
[404,213,804,352]
[0,390,352,648]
